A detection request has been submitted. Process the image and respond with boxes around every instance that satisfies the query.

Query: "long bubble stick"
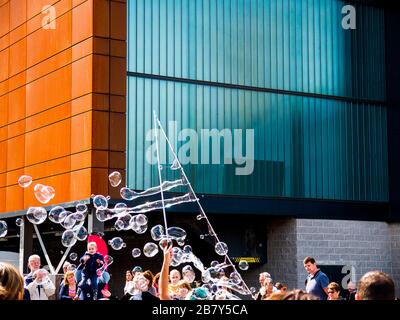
[156,116,253,297]
[153,111,169,241]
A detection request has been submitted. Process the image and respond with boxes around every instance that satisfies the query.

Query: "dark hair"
[143,270,154,284]
[328,282,341,293]
[303,257,316,265]
[357,271,395,300]
[283,289,319,300]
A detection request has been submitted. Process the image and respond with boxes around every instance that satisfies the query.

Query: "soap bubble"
[113,202,128,215]
[196,214,205,220]
[72,212,85,222]
[229,271,242,284]
[143,242,159,257]
[69,253,78,261]
[120,187,136,201]
[135,214,148,226]
[210,261,219,268]
[170,247,184,267]
[115,213,132,230]
[182,265,195,283]
[182,245,192,254]
[132,223,148,234]
[60,213,76,229]
[177,239,185,246]
[15,218,23,227]
[73,225,88,241]
[108,171,122,187]
[238,260,249,271]
[48,206,67,224]
[108,237,125,250]
[75,203,88,214]
[158,237,172,250]
[34,184,55,204]
[0,220,8,238]
[95,209,115,222]
[61,230,77,247]
[166,227,187,241]
[202,267,221,284]
[215,242,228,256]
[250,287,257,294]
[132,248,141,258]
[200,234,205,240]
[93,195,108,210]
[150,224,164,241]
[69,264,77,271]
[18,175,32,188]
[26,207,47,225]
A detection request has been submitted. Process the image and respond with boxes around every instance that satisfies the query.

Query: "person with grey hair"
[24,255,55,300]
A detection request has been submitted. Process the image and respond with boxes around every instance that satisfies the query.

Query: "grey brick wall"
[296,219,398,294]
[266,219,298,290]
[390,223,400,297]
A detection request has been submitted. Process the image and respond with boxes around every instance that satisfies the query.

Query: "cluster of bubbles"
[7,162,252,299]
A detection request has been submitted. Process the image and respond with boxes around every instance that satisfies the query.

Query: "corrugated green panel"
[127,76,388,201]
[128,0,386,101]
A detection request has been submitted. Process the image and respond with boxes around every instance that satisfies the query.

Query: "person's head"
[169,269,181,285]
[143,270,154,288]
[0,262,24,300]
[347,281,357,293]
[87,242,97,254]
[263,277,274,294]
[62,261,71,274]
[283,289,319,300]
[327,282,341,300]
[275,282,287,292]
[133,273,148,292]
[303,257,318,275]
[126,270,133,282]
[356,271,395,300]
[64,270,76,286]
[259,272,271,287]
[176,280,192,299]
[28,255,41,272]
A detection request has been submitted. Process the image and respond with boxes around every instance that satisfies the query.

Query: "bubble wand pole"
[153,111,170,242]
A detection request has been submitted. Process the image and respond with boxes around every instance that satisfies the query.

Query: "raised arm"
[159,246,173,300]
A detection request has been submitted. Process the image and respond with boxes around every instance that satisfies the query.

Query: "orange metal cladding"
[0,0,126,214]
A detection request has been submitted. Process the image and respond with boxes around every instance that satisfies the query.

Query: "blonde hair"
[87,242,97,249]
[64,270,76,286]
[0,262,24,300]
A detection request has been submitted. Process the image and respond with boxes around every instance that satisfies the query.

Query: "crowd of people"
[0,244,397,301]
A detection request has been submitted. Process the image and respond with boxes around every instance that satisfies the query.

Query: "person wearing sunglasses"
[327,282,343,300]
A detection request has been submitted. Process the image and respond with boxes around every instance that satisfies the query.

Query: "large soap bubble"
[26,207,47,225]
[109,171,122,187]
[215,242,228,256]
[108,237,126,250]
[132,248,141,258]
[93,195,108,210]
[238,260,249,271]
[143,242,159,257]
[61,230,77,247]
[150,224,164,241]
[34,184,55,204]
[48,206,67,224]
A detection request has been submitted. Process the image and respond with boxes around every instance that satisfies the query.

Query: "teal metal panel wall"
[128,0,385,101]
[127,0,389,202]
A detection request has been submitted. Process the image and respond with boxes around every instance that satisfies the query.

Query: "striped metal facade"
[127,0,389,202]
